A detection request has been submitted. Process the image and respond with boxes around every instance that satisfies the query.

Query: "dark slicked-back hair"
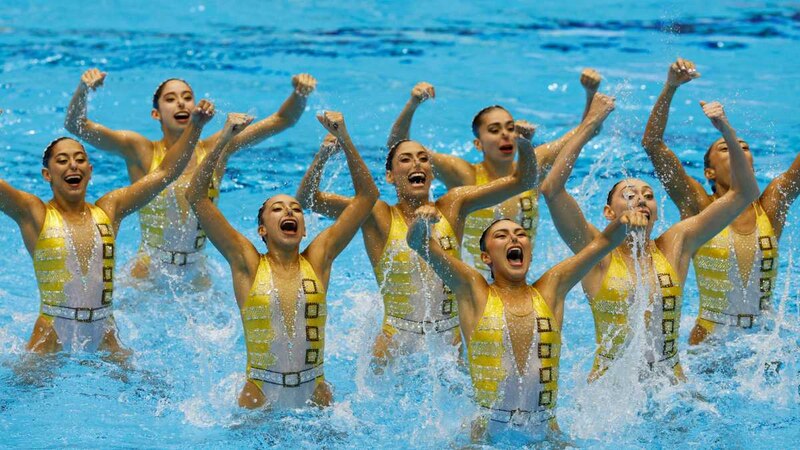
[606,180,627,205]
[42,137,79,167]
[471,105,510,137]
[478,218,516,252]
[386,139,412,171]
[703,141,717,193]
[152,78,192,109]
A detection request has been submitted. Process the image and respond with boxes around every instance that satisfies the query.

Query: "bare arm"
[387,82,435,149]
[640,59,707,217]
[64,68,151,169]
[0,179,47,252]
[97,100,215,225]
[430,151,475,188]
[580,68,601,120]
[670,102,760,254]
[295,134,357,219]
[305,112,380,273]
[540,94,615,253]
[760,149,800,238]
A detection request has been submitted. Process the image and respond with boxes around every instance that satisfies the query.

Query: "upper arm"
[644,141,707,217]
[430,152,474,188]
[0,179,42,223]
[305,194,377,272]
[760,151,800,237]
[544,188,601,253]
[668,189,749,256]
[70,120,150,168]
[194,197,258,267]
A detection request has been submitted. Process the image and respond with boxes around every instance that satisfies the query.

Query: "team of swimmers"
[1,57,798,442]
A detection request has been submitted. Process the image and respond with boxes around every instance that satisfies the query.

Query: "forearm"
[296,149,334,210]
[339,134,379,203]
[581,90,596,120]
[722,126,759,200]
[387,100,418,148]
[642,84,677,149]
[64,83,90,134]
[540,123,597,196]
[273,91,307,129]
[514,139,538,189]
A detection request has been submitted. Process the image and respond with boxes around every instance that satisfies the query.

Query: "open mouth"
[280,218,299,234]
[174,111,190,123]
[638,208,651,220]
[506,246,524,267]
[408,172,427,187]
[64,174,82,188]
[499,144,514,154]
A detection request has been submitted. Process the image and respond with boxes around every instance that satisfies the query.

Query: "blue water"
[1,1,799,448]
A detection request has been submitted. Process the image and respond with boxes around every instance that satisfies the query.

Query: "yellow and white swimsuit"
[694,203,778,334]
[462,163,538,278]
[34,203,116,352]
[373,206,460,353]
[241,255,326,408]
[135,140,219,281]
[588,244,683,380]
[468,287,560,438]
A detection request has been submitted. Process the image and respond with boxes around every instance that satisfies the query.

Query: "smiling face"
[151,79,195,133]
[473,107,517,166]
[385,140,433,201]
[42,138,93,202]
[603,179,658,235]
[480,219,531,282]
[704,137,754,193]
[257,194,306,249]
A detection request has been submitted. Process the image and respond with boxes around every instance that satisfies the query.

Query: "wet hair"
[471,105,510,138]
[386,139,412,171]
[478,218,516,252]
[606,180,627,205]
[703,141,717,193]
[42,137,79,167]
[152,78,192,109]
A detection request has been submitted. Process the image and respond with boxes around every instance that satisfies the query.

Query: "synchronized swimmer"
[1,57,798,443]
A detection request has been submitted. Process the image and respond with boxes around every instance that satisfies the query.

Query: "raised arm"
[0,178,46,253]
[440,123,538,227]
[537,211,646,322]
[305,112,380,276]
[406,206,486,325]
[186,112,257,267]
[669,101,759,255]
[760,148,800,238]
[580,68,601,121]
[387,82,434,148]
[64,68,151,168]
[97,100,215,226]
[295,133,353,218]
[540,94,615,253]
[640,58,707,217]
[213,74,316,159]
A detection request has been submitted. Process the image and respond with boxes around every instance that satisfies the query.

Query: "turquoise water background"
[1,1,798,448]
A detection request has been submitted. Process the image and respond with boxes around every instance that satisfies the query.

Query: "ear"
[151,108,161,121]
[473,137,483,151]
[603,204,616,221]
[41,168,51,183]
[385,170,395,185]
[704,167,716,183]
[257,225,267,240]
[480,251,492,267]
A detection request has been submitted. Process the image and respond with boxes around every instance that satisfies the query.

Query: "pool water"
[1,1,798,448]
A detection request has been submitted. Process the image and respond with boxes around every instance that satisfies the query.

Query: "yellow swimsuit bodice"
[694,203,778,332]
[589,244,682,378]
[242,255,326,383]
[468,286,560,417]
[34,203,115,311]
[138,140,220,252]
[462,163,538,277]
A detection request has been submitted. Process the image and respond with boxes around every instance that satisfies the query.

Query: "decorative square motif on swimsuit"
[306,326,320,342]
[522,217,533,230]
[302,279,318,295]
[194,235,206,249]
[658,273,674,288]
[97,224,112,237]
[520,196,533,211]
[438,236,454,251]
[761,257,774,272]
[305,303,319,319]
[103,243,114,259]
[759,278,771,293]
[662,319,674,334]
[441,299,454,315]
[663,339,675,356]
[536,317,552,333]
[662,296,676,311]
[759,236,773,251]
[539,366,553,383]
[103,267,113,282]
[305,349,319,364]
[538,390,553,407]
[538,343,552,359]
[102,289,113,304]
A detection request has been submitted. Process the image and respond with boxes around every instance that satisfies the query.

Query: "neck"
[50,194,88,214]
[491,275,528,291]
[396,195,431,218]
[618,235,653,258]
[161,125,185,148]
[266,246,300,268]
[713,183,730,197]
[482,158,515,179]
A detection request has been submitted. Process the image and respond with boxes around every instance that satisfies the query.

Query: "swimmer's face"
[41,138,93,200]
[151,80,195,131]
[480,219,531,282]
[257,194,306,248]
[603,179,658,233]
[704,137,754,192]
[474,108,517,164]
[386,141,432,199]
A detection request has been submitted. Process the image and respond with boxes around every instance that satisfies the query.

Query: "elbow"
[539,179,559,200]
[640,136,660,151]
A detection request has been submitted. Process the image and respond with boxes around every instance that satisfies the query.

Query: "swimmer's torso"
[694,203,778,333]
[33,203,115,351]
[463,163,538,278]
[588,244,683,379]
[241,255,326,407]
[373,206,460,346]
[468,286,559,436]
